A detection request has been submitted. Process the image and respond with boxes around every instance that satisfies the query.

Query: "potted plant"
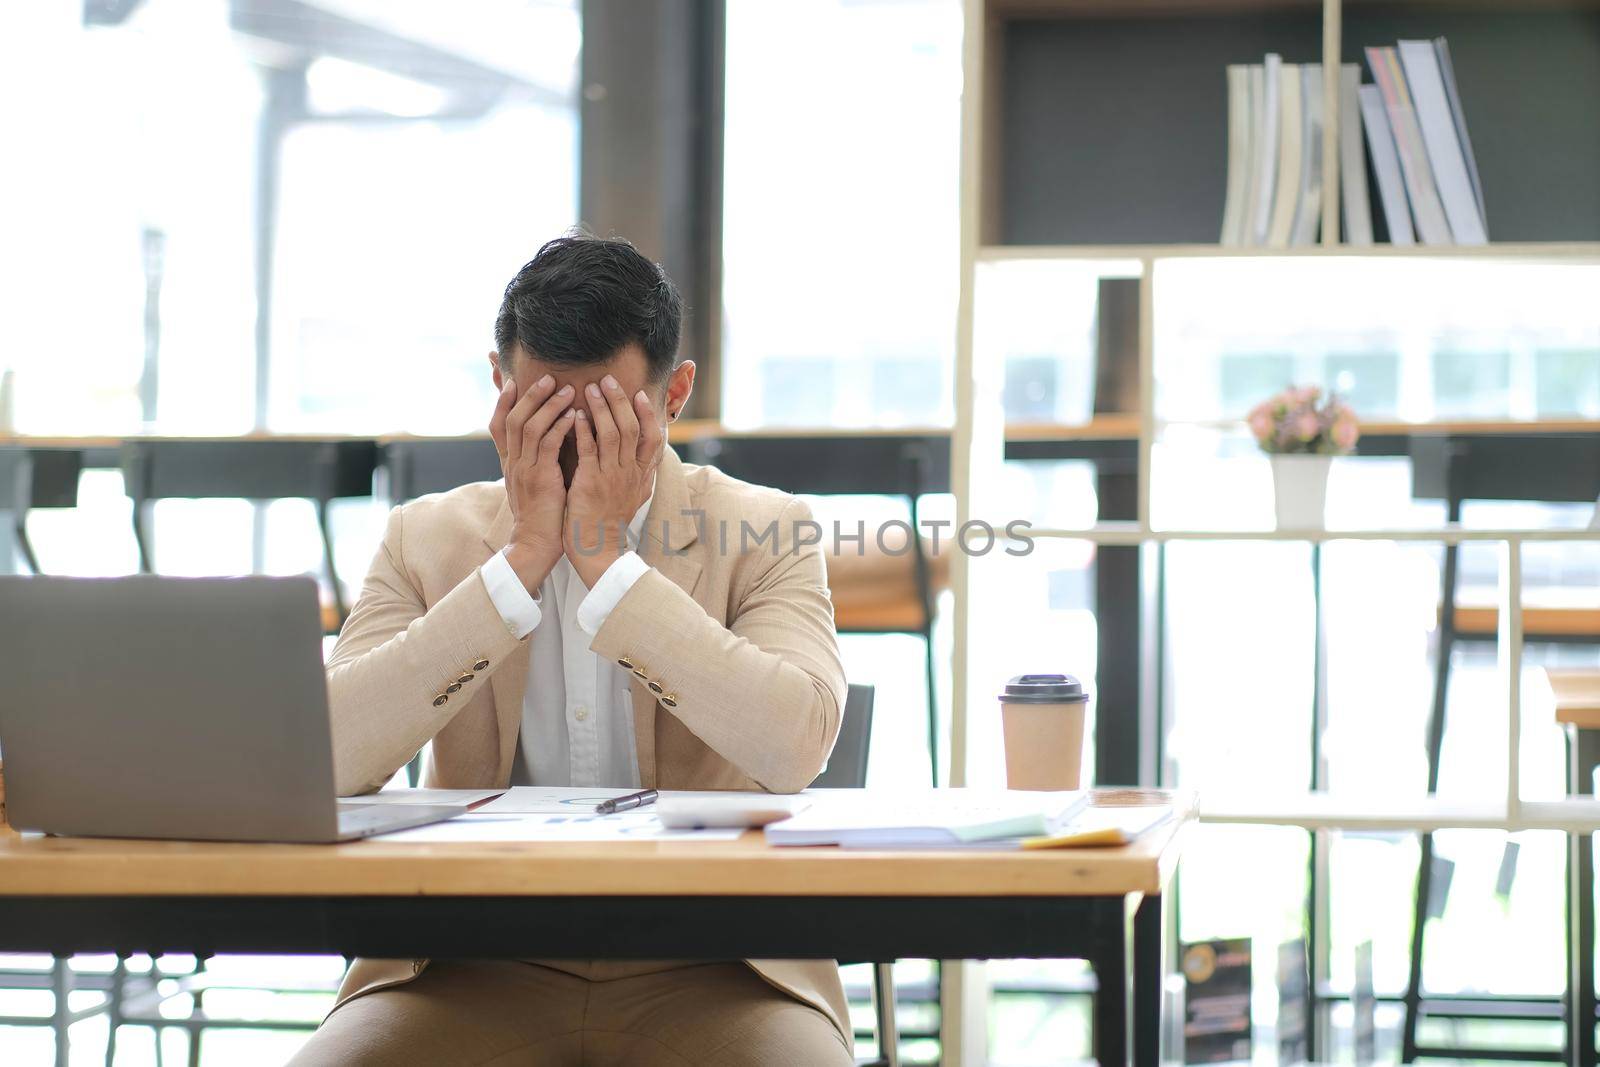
[1247,385,1360,529]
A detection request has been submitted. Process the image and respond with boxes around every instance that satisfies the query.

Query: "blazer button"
[617,657,635,670]
[446,683,463,694]
[632,667,648,679]
[660,694,678,708]
[457,674,474,684]
[432,694,449,707]
[473,659,490,671]
[646,680,664,694]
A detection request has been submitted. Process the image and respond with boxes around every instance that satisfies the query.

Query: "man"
[289,235,851,1066]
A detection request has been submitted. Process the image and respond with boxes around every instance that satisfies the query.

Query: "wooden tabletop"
[0,798,1191,900]
[1549,669,1600,730]
[3,416,1595,452]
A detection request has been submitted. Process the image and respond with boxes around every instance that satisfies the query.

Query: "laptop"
[0,574,463,843]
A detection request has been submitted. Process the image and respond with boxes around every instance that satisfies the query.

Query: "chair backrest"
[120,439,378,502]
[685,435,949,497]
[811,683,874,789]
[383,438,502,503]
[1411,434,1600,509]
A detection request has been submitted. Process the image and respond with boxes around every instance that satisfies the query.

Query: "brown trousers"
[286,960,854,1067]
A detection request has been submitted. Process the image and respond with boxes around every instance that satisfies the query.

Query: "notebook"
[838,804,1175,851]
[764,789,1090,848]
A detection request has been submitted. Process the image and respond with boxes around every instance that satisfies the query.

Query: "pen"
[595,789,658,815]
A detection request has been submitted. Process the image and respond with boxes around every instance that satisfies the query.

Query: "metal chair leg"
[105,956,127,1067]
[183,956,210,1067]
[51,956,71,1067]
[872,962,900,1067]
[315,498,347,627]
[131,500,153,574]
[15,515,42,574]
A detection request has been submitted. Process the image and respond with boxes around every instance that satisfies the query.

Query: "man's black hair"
[494,234,682,383]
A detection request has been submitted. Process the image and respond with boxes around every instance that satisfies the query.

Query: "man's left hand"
[564,374,663,587]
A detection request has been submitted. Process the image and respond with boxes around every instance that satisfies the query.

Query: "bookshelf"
[939,0,1600,1056]
[949,0,1600,809]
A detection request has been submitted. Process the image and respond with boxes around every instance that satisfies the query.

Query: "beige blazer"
[325,447,850,1037]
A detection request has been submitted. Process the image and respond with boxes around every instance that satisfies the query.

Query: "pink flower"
[1331,414,1360,452]
[1294,411,1320,442]
[1248,407,1274,442]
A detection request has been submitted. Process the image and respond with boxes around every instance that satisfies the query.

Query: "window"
[721,0,962,429]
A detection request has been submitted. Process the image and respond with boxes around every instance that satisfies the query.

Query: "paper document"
[339,788,504,808]
[766,789,1090,847]
[475,786,638,814]
[369,811,744,843]
[476,787,788,816]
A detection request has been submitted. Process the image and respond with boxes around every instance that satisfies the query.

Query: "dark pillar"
[1097,457,1142,786]
[579,0,724,420]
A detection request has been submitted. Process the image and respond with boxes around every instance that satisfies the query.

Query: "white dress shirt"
[478,496,652,788]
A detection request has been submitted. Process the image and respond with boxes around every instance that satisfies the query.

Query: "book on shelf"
[1265,62,1303,248]
[1433,38,1487,233]
[1366,45,1453,245]
[1220,64,1252,246]
[1290,63,1325,246]
[1359,83,1414,245]
[1339,64,1374,245]
[1218,38,1488,247]
[1249,53,1281,246]
[1397,38,1487,244]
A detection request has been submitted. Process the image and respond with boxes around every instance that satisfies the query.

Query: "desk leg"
[1134,893,1164,1067]
[1093,897,1135,1067]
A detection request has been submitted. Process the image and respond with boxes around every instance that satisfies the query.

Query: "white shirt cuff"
[577,551,650,636]
[480,549,542,639]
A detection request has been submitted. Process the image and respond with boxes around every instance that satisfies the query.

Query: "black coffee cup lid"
[999,674,1088,704]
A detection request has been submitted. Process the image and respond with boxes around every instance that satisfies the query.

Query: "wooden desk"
[0,798,1191,1067]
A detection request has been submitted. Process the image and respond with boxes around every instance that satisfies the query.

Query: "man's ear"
[665,360,696,421]
[489,351,505,393]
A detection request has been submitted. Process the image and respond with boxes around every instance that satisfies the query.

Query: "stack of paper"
[837,804,1176,852]
[764,789,1089,848]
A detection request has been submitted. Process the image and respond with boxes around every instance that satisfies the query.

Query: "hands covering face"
[563,373,665,586]
[489,371,664,592]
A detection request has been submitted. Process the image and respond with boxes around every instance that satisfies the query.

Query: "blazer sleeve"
[586,496,846,794]
[325,505,524,796]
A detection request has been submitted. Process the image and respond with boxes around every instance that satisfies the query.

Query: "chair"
[1402,433,1600,1063]
[687,434,951,787]
[814,683,900,1067]
[120,438,379,629]
[381,437,501,503]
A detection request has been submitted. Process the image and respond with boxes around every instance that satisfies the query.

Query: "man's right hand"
[489,374,577,594]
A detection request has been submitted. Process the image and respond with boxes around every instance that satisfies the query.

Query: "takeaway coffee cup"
[999,674,1089,791]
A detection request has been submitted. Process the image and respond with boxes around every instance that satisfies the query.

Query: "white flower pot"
[1271,454,1332,530]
